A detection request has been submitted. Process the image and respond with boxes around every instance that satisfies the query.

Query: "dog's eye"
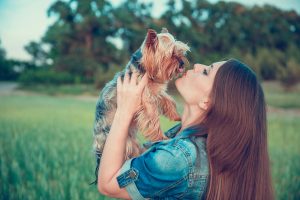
[178,59,184,67]
[175,56,185,68]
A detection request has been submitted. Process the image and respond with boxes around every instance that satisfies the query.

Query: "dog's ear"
[146,29,157,50]
[161,27,168,33]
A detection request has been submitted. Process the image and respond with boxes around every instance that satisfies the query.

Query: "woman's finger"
[117,76,122,92]
[123,71,130,85]
[138,73,149,90]
[130,71,139,85]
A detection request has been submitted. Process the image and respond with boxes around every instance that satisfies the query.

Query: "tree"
[24,41,48,67]
[0,40,18,80]
[43,0,120,81]
[20,0,300,87]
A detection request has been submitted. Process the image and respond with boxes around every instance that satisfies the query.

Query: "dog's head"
[140,28,190,82]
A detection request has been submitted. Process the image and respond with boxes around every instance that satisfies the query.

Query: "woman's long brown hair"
[202,59,274,200]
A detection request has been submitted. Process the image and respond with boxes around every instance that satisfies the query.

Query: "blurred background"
[0,0,299,199]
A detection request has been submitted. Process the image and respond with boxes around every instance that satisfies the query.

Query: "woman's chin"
[175,79,183,94]
[175,75,183,82]
[174,78,180,89]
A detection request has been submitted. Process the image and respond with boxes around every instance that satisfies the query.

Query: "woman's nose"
[193,64,207,73]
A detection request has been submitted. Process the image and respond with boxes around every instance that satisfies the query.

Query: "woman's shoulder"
[143,136,207,169]
[140,138,191,174]
[172,136,207,165]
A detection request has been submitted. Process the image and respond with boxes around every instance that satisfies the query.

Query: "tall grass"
[0,95,104,200]
[268,114,300,199]
[0,94,299,199]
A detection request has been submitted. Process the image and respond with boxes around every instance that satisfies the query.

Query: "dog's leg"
[93,111,113,157]
[136,101,165,141]
[159,93,181,121]
[125,124,142,159]
[93,81,118,182]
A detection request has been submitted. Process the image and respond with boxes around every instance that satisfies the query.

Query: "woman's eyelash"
[202,65,213,75]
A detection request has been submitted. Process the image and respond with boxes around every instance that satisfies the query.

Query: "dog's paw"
[169,112,181,121]
[174,116,181,121]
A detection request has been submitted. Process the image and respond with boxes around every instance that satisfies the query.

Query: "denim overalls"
[117,123,209,199]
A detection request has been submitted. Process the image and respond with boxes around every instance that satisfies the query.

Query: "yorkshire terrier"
[92,28,189,183]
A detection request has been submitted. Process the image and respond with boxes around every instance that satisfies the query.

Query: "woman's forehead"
[210,61,226,76]
[212,61,226,67]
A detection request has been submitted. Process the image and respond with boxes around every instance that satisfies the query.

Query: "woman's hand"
[98,71,148,199]
[116,71,148,118]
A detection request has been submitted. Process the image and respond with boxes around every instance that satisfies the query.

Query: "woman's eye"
[203,69,208,75]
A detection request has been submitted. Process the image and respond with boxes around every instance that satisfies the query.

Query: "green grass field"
[0,94,178,200]
[0,84,299,199]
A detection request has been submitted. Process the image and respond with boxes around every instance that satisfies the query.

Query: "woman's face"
[175,61,226,105]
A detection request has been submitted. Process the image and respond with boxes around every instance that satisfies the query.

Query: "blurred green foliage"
[18,69,74,85]
[0,0,300,88]
[0,41,18,80]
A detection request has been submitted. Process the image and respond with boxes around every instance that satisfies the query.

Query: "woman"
[97,59,274,200]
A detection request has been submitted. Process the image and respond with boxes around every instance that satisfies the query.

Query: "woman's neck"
[180,103,206,132]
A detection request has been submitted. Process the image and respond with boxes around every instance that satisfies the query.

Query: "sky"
[0,0,299,61]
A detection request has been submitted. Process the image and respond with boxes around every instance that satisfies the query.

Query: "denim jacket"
[117,123,209,199]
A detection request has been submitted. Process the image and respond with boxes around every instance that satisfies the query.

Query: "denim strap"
[117,159,146,200]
